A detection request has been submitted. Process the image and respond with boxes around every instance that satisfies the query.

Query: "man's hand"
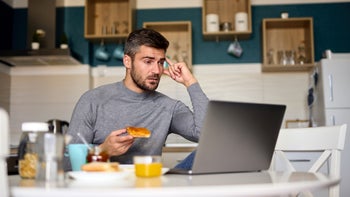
[99,128,134,156]
[163,58,197,88]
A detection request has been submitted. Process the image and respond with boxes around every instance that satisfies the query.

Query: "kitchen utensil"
[206,14,219,32]
[77,132,92,151]
[227,37,243,57]
[278,50,287,65]
[267,49,275,64]
[235,12,248,32]
[113,43,124,60]
[220,22,232,32]
[36,133,64,182]
[134,155,162,177]
[67,144,89,171]
[95,40,110,61]
[18,122,49,179]
[47,119,69,135]
[285,50,295,65]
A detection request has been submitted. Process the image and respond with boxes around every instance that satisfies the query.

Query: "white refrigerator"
[312,53,350,197]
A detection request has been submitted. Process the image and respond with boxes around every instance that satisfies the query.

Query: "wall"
[1,0,350,66]
[0,64,90,145]
[0,67,10,113]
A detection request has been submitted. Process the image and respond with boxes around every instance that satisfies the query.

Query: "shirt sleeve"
[169,82,209,142]
[67,92,97,143]
[63,92,97,171]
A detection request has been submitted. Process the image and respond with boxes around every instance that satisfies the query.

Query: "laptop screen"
[191,100,286,174]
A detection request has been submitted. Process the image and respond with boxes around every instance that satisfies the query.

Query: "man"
[64,28,209,171]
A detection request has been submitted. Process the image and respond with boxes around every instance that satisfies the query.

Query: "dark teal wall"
[0,1,13,50]
[3,2,350,67]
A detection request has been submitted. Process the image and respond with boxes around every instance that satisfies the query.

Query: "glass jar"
[297,44,307,65]
[278,50,287,65]
[18,122,49,179]
[285,50,295,65]
[86,146,109,163]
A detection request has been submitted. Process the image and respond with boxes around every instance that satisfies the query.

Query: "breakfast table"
[9,167,339,197]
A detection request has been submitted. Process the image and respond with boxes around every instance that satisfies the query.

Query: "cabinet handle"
[328,74,334,102]
[289,159,310,162]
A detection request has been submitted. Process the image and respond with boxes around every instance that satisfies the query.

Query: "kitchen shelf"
[202,0,252,40]
[262,17,315,72]
[84,0,136,41]
[143,21,193,71]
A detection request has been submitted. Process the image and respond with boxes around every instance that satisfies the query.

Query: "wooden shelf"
[143,21,193,71]
[202,0,252,40]
[84,0,136,41]
[262,17,315,72]
[262,63,315,72]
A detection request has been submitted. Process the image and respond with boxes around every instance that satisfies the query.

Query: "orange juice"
[135,162,162,177]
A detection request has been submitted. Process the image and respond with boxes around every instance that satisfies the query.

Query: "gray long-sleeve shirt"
[64,81,209,171]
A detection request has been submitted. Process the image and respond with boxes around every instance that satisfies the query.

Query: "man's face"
[129,46,166,91]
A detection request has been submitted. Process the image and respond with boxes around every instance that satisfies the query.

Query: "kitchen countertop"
[162,143,197,153]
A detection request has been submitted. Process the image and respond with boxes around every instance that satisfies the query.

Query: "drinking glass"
[134,156,162,177]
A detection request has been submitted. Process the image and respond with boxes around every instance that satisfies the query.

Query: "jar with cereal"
[18,122,49,179]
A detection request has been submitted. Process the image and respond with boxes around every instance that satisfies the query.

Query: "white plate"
[68,171,129,182]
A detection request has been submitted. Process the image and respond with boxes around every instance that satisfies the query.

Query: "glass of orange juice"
[134,156,162,177]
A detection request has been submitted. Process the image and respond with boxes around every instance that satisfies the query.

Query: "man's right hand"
[99,129,134,156]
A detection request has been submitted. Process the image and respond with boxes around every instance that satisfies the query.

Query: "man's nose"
[151,63,162,74]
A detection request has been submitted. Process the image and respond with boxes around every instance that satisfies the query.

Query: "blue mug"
[67,144,89,171]
[95,46,110,61]
[113,45,124,60]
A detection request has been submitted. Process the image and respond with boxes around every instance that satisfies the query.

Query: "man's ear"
[123,55,131,69]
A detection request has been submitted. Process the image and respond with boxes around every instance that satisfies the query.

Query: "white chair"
[270,124,347,197]
[0,108,10,197]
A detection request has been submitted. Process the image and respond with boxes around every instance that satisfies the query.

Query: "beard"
[130,62,160,91]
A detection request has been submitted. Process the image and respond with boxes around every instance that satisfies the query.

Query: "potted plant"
[60,32,69,49]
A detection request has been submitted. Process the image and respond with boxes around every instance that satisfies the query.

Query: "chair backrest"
[0,108,10,197]
[270,124,347,197]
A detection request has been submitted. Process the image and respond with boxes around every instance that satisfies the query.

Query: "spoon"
[77,132,92,151]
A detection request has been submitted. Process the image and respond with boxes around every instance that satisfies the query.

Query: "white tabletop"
[9,170,339,197]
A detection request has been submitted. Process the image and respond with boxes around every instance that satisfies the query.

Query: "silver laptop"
[167,100,286,175]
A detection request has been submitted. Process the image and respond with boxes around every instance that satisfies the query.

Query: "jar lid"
[22,122,49,132]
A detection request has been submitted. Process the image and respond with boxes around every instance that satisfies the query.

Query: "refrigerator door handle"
[328,74,334,102]
[330,115,336,125]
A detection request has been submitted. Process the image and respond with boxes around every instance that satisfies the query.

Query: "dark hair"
[124,28,169,60]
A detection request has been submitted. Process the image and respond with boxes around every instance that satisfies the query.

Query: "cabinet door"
[321,59,350,108]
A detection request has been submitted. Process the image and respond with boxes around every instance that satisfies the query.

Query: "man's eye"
[144,60,153,65]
